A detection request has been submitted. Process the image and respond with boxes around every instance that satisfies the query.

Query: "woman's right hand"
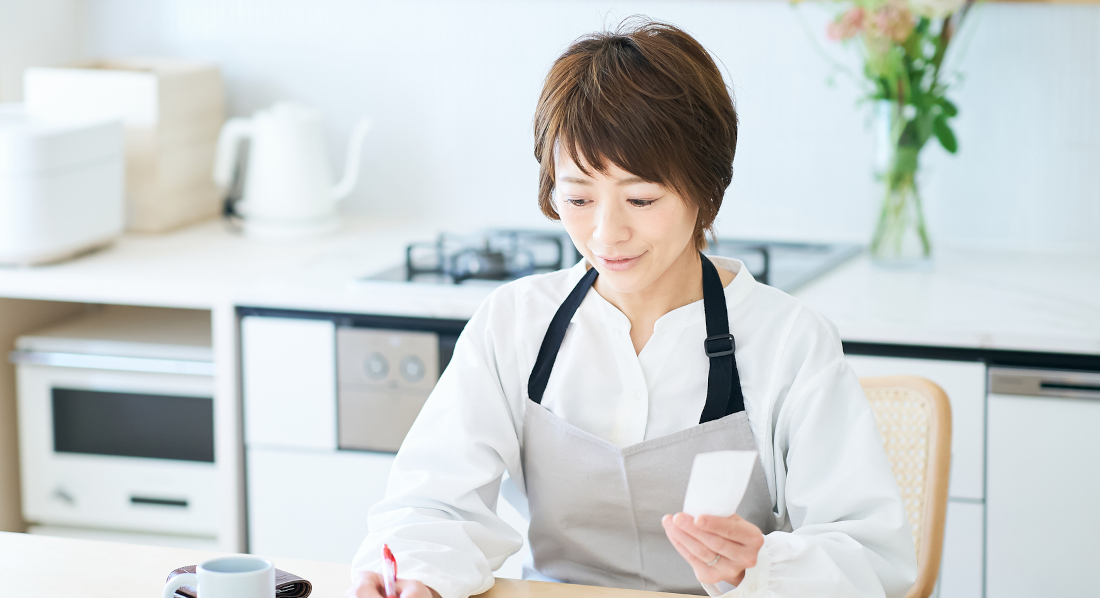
[346,571,441,598]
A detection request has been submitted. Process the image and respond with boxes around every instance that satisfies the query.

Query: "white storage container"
[24,59,225,232]
[0,104,124,265]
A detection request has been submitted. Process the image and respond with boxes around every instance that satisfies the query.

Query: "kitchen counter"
[0,216,1097,355]
[0,217,420,309]
[793,246,1100,356]
[0,531,690,598]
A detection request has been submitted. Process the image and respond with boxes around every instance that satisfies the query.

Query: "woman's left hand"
[661,512,765,586]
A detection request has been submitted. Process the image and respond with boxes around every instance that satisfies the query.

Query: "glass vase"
[869,101,932,266]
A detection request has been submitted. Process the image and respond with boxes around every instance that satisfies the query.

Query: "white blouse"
[352,256,917,598]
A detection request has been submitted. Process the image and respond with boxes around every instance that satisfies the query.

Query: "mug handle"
[163,572,199,598]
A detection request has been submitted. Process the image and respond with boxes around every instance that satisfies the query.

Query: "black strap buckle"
[704,333,736,358]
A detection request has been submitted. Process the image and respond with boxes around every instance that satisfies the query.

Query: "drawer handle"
[131,496,188,508]
[1040,381,1100,395]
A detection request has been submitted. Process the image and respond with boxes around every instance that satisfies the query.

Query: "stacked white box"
[24,59,225,232]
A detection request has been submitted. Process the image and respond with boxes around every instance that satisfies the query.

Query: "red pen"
[382,544,398,598]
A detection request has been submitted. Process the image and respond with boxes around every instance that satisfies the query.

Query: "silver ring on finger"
[707,554,721,567]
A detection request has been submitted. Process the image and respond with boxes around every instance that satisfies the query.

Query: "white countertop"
[1,216,1097,356]
[0,217,442,310]
[793,246,1100,356]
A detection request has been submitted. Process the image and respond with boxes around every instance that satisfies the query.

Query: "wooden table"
[0,532,690,598]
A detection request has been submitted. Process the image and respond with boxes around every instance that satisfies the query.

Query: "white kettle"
[213,102,371,238]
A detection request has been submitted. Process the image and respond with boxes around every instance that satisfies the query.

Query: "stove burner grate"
[405,230,572,283]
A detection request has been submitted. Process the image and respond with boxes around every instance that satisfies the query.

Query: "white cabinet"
[986,369,1100,598]
[247,446,393,563]
[844,355,986,500]
[242,314,385,561]
[938,501,983,598]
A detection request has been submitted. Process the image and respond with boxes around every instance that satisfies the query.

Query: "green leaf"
[876,76,892,99]
[938,97,958,117]
[933,115,958,153]
[915,113,934,147]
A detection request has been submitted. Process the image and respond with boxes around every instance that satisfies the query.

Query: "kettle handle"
[213,117,254,189]
[332,118,374,202]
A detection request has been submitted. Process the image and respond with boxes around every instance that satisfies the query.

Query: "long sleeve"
[350,290,525,598]
[704,311,918,598]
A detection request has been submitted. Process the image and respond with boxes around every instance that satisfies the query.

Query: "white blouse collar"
[566,255,758,332]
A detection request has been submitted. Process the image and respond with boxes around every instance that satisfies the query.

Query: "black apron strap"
[698,253,746,423]
[528,266,599,404]
[527,255,746,422]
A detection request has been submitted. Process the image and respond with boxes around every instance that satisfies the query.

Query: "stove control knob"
[400,355,426,383]
[365,353,389,380]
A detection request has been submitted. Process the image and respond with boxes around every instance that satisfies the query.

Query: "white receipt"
[682,450,758,517]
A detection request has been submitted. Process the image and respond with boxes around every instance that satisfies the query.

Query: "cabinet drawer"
[241,316,336,450]
[844,355,985,500]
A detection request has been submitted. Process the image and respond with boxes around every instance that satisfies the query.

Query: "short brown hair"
[533,18,737,249]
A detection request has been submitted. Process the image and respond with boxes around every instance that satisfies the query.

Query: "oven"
[9,308,218,540]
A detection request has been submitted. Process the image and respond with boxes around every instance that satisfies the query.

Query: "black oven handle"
[131,495,190,508]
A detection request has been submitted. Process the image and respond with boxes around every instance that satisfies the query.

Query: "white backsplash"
[20,0,1100,251]
[0,0,83,101]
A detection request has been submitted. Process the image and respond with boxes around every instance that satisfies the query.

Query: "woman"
[349,19,916,598]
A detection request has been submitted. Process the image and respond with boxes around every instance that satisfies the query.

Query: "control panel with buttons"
[335,328,441,452]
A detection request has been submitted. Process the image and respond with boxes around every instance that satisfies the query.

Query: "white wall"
[53,1,1100,250]
[0,0,84,101]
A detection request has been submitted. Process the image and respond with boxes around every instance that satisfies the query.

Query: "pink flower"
[827,7,866,41]
[870,0,915,43]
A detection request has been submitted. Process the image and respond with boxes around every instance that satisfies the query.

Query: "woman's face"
[554,148,699,295]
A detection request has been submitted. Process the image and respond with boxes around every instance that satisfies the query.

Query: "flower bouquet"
[824,0,975,263]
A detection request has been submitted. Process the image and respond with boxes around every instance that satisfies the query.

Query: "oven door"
[15,361,218,537]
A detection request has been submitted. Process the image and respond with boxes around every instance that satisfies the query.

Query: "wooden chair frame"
[860,376,952,598]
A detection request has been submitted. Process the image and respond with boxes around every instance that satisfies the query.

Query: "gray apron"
[520,254,776,594]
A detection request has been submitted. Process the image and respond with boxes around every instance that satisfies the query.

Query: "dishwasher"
[985,367,1100,597]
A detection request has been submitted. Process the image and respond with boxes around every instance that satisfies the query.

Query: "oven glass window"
[52,388,214,462]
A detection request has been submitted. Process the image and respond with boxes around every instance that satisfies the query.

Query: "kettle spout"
[331,118,373,202]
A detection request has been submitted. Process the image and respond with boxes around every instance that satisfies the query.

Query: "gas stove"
[363,229,862,294]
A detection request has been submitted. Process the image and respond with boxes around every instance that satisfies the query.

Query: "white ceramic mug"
[162,555,275,598]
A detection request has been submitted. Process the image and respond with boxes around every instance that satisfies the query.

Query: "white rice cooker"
[0,104,124,265]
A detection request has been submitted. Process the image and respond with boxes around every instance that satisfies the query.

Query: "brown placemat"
[167,564,312,598]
